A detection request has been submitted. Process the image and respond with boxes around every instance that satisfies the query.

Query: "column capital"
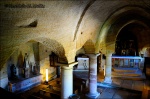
[59,62,78,70]
[86,53,100,58]
[68,61,78,66]
[56,62,78,67]
[106,53,112,57]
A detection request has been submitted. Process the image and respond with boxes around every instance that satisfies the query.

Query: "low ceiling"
[0,0,150,69]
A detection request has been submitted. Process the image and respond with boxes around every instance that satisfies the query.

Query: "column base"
[85,92,100,99]
[103,76,112,84]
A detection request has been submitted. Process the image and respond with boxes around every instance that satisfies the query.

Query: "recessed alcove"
[114,23,140,56]
[112,23,146,73]
[6,42,42,93]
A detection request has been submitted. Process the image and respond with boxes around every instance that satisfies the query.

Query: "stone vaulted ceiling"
[0,0,150,69]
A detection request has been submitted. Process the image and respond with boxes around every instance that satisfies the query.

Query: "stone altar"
[8,74,42,93]
[112,56,143,68]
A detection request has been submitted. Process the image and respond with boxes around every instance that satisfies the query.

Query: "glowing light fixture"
[46,68,48,82]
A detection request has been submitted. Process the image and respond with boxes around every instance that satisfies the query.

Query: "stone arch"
[95,6,150,54]
[83,39,95,54]
[0,37,67,70]
[30,37,67,63]
[143,47,150,57]
[0,48,18,70]
[73,0,96,41]
[75,39,95,57]
[75,39,95,69]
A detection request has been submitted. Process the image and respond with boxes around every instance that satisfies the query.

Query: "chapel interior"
[0,0,150,99]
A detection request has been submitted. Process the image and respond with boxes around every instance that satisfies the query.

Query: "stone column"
[86,54,100,99]
[104,53,112,83]
[61,62,78,99]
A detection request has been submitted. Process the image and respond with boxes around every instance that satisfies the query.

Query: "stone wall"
[0,42,37,89]
[39,43,56,82]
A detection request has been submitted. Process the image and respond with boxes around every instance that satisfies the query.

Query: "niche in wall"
[7,42,39,81]
[115,23,139,56]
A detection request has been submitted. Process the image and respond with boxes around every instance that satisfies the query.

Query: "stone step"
[111,68,146,80]
[97,82,142,99]
[112,67,138,73]
[112,69,142,77]
[112,72,146,81]
[112,75,146,81]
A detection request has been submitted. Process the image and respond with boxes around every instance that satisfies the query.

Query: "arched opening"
[115,23,140,56]
[95,6,150,84]
[96,6,150,54]
[5,37,67,93]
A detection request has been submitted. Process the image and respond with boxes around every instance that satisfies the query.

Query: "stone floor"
[74,70,145,99]
[17,69,149,99]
